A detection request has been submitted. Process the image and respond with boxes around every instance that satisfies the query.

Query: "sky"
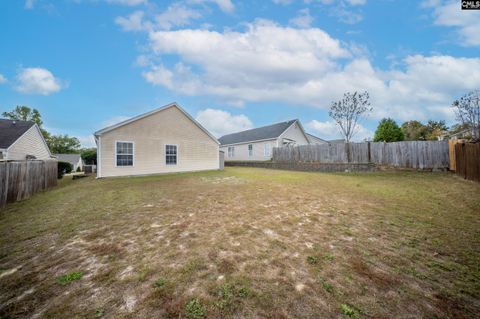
[0,0,479,147]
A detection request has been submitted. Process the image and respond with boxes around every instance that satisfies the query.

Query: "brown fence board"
[0,160,57,208]
[273,141,449,169]
[455,143,480,182]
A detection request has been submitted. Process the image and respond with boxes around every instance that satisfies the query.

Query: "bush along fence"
[454,143,480,182]
[0,160,58,208]
[272,141,450,170]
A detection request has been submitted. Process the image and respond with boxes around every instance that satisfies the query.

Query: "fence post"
[367,142,371,163]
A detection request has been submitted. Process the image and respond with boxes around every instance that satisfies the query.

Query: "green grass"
[0,168,479,318]
[57,271,83,285]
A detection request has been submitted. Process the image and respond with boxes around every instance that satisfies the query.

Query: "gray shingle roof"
[218,119,297,145]
[55,154,83,166]
[0,119,36,149]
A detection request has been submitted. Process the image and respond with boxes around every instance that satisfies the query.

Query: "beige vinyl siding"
[98,106,219,177]
[7,125,51,160]
[279,122,309,146]
[221,139,277,161]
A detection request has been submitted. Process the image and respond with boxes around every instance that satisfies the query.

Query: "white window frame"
[165,144,178,166]
[248,144,253,157]
[228,146,235,158]
[115,140,135,167]
[264,143,271,157]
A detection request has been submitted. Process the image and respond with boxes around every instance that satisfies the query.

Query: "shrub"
[76,166,81,172]
[57,161,73,179]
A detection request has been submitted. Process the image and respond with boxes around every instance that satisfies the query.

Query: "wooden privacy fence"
[0,160,58,208]
[273,141,450,170]
[454,143,480,182]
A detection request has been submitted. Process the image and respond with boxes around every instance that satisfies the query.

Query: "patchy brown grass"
[0,168,479,318]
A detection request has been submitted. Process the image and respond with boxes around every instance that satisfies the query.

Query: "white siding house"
[0,119,52,160]
[94,103,220,178]
[219,119,310,161]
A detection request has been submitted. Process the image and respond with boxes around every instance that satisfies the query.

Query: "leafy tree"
[452,90,480,141]
[425,120,448,140]
[2,105,50,140]
[2,106,43,126]
[48,135,81,154]
[329,91,372,143]
[81,148,97,165]
[401,120,427,140]
[374,118,404,142]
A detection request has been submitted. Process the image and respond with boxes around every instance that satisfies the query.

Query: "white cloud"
[106,0,147,6]
[306,120,373,141]
[289,8,313,28]
[78,135,96,148]
[345,0,366,5]
[195,108,252,137]
[189,0,234,13]
[330,6,363,24]
[15,67,65,95]
[156,4,202,30]
[115,11,149,31]
[138,20,480,123]
[0,74,6,84]
[115,4,202,32]
[429,0,480,46]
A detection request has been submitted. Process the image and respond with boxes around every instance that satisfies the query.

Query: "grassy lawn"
[1,167,479,318]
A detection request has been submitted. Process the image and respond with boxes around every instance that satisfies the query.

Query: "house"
[0,119,52,160]
[219,119,310,161]
[328,139,346,144]
[55,154,84,172]
[306,133,328,145]
[94,102,220,178]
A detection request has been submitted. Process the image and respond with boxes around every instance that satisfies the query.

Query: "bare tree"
[329,91,372,143]
[452,90,480,141]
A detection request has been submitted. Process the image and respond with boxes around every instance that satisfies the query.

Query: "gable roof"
[218,119,298,145]
[306,133,328,143]
[55,153,83,166]
[94,102,219,144]
[0,119,36,149]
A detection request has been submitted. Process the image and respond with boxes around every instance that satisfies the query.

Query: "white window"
[264,143,271,157]
[248,144,253,157]
[116,141,134,166]
[165,144,177,165]
[228,146,235,158]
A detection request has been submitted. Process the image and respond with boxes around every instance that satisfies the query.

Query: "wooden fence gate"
[454,143,480,182]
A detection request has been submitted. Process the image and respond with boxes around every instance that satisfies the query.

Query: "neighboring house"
[94,102,220,178]
[219,119,310,161]
[55,154,84,171]
[306,133,328,145]
[0,119,52,160]
[328,139,346,144]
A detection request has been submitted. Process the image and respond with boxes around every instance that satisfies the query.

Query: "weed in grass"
[319,276,334,293]
[95,307,105,317]
[186,298,207,319]
[340,304,358,319]
[238,287,249,298]
[153,277,166,288]
[307,256,318,265]
[323,253,334,262]
[57,271,83,285]
[215,283,235,310]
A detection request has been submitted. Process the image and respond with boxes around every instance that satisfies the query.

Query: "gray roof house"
[306,133,328,145]
[0,119,52,160]
[219,119,310,161]
[55,154,84,171]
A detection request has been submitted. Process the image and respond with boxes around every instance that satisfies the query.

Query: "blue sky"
[0,0,479,146]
